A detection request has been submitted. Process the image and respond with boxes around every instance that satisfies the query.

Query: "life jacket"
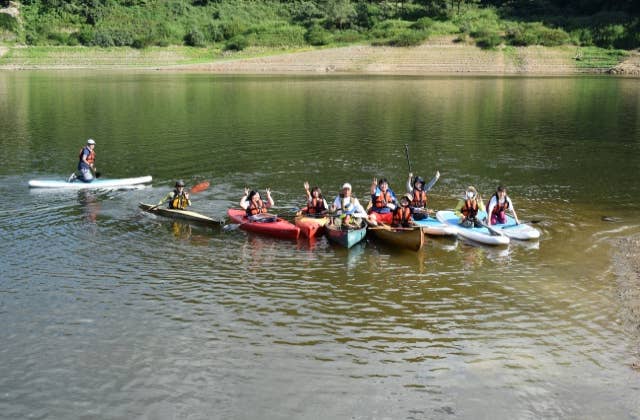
[78,146,95,165]
[461,199,479,219]
[246,200,268,216]
[411,189,427,208]
[169,189,189,210]
[306,197,326,215]
[373,190,394,209]
[488,194,509,216]
[392,206,412,227]
[339,196,354,213]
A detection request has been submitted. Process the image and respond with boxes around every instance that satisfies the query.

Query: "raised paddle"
[404,144,413,175]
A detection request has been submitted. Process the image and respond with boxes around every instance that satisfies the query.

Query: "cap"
[402,193,413,202]
[87,139,96,145]
[342,183,352,190]
[175,179,185,187]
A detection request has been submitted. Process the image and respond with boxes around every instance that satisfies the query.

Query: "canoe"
[368,224,424,251]
[294,215,329,238]
[29,175,152,189]
[412,216,458,236]
[139,203,222,227]
[436,210,510,246]
[227,208,300,240]
[325,218,367,249]
[491,215,541,240]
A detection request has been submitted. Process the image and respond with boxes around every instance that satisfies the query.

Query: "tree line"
[0,0,637,50]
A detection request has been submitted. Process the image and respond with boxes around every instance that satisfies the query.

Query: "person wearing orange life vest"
[391,193,415,228]
[300,181,328,217]
[406,170,440,220]
[157,180,191,210]
[68,138,97,183]
[368,177,397,225]
[486,185,519,226]
[454,186,485,228]
[240,187,274,219]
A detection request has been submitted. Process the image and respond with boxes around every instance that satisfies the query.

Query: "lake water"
[1,72,639,419]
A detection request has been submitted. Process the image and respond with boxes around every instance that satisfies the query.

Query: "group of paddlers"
[157,173,519,229]
[73,138,519,229]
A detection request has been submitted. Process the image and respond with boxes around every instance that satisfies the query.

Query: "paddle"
[479,219,505,237]
[404,144,413,175]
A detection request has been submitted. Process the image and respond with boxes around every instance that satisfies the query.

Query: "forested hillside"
[0,0,638,50]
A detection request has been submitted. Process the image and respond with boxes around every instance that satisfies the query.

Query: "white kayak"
[490,215,540,240]
[436,210,510,246]
[29,176,152,189]
[412,216,457,236]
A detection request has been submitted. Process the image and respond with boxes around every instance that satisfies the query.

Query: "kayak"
[326,218,367,249]
[294,215,329,238]
[29,175,152,189]
[412,216,458,236]
[227,208,300,240]
[139,203,222,227]
[436,210,510,246]
[368,224,424,251]
[491,215,541,240]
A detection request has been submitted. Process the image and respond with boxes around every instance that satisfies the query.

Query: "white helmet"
[87,138,96,145]
[342,183,352,190]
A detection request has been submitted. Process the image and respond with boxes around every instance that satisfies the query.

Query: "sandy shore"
[1,37,639,75]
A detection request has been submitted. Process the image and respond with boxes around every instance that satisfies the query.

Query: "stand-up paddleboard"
[412,216,457,236]
[436,210,510,246]
[491,215,540,240]
[29,176,152,189]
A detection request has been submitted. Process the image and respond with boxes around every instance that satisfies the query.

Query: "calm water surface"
[1,72,639,419]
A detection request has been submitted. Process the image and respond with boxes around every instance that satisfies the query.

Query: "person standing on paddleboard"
[157,180,191,210]
[68,138,97,183]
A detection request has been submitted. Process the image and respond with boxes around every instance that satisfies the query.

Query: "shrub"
[370,19,412,39]
[333,29,363,43]
[305,24,332,45]
[184,28,206,47]
[474,29,502,49]
[225,34,248,51]
[386,29,428,46]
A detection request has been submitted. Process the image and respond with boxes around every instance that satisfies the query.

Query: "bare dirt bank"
[171,38,640,76]
[1,37,639,76]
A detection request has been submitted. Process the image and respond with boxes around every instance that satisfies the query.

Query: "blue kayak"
[412,216,457,236]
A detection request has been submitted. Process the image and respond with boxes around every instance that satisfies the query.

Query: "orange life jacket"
[461,199,479,219]
[373,190,394,209]
[247,200,268,216]
[392,206,412,227]
[489,194,509,216]
[79,146,95,165]
[305,197,326,215]
[411,189,427,208]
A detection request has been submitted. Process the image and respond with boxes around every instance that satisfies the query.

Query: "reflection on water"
[1,73,639,418]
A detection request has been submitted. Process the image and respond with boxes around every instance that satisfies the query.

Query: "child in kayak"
[299,181,328,217]
[368,177,397,225]
[391,193,415,228]
[241,188,275,222]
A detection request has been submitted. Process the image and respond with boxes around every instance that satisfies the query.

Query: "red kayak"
[227,209,300,240]
[294,215,329,238]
